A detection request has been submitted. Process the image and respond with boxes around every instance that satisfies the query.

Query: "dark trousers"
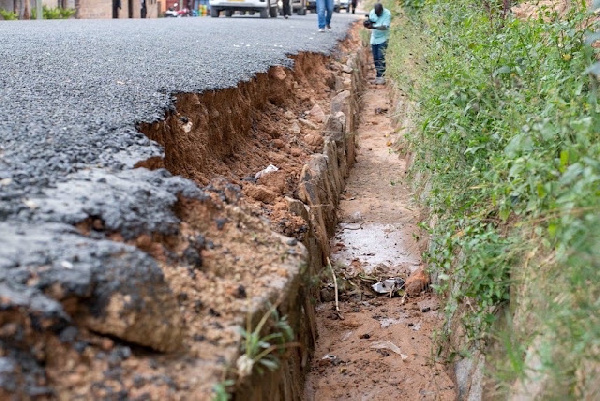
[372,41,388,78]
[282,0,291,15]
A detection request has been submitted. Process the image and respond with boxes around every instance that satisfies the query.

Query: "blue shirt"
[369,8,391,45]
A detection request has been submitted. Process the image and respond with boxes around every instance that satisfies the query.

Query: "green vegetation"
[212,379,235,401]
[32,6,76,19]
[1,6,75,20]
[212,307,294,401]
[386,0,600,397]
[0,9,18,20]
[237,307,295,378]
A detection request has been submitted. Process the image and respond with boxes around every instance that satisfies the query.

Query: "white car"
[338,0,350,12]
[210,0,279,18]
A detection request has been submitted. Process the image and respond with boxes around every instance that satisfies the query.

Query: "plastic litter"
[370,341,408,361]
[255,164,279,179]
[371,278,405,295]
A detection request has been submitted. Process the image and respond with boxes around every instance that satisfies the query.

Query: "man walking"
[316,0,334,32]
[366,3,391,84]
[282,0,291,18]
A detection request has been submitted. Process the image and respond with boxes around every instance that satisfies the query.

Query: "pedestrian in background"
[366,3,391,84]
[282,0,291,18]
[316,0,333,32]
[351,0,357,14]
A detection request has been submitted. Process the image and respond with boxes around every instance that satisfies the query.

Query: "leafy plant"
[0,9,18,20]
[389,0,600,396]
[236,307,295,379]
[30,6,75,19]
[212,379,235,401]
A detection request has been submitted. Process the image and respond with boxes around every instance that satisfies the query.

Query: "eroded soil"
[304,68,457,399]
[0,19,457,400]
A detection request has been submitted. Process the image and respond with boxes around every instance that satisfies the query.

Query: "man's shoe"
[319,28,325,32]
[326,25,331,30]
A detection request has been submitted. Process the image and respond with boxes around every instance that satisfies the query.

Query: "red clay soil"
[304,66,456,400]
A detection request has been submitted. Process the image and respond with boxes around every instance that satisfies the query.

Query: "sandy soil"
[304,66,457,400]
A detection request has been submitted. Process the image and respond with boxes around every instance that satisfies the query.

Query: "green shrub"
[389,0,600,396]
[31,6,75,19]
[0,9,18,20]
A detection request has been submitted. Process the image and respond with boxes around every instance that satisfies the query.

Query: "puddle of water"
[333,223,420,274]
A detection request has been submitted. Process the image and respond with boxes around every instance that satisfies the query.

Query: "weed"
[212,379,235,401]
[237,306,295,379]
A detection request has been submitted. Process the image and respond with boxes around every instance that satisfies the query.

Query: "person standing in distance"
[367,3,391,84]
[282,0,291,18]
[316,0,334,32]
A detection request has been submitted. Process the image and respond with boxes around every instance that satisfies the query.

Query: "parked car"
[209,0,279,18]
[338,0,349,12]
[306,0,339,13]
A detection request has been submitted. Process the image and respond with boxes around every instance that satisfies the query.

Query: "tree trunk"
[22,0,30,19]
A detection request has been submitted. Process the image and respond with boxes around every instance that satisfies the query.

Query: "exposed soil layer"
[0,29,365,400]
[304,69,457,399]
[138,52,343,240]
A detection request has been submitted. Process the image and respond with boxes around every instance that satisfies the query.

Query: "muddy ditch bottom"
[304,73,457,400]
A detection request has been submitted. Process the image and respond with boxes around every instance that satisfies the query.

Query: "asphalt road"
[0,13,359,176]
[0,13,360,225]
[0,14,359,391]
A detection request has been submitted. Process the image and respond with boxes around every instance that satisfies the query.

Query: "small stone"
[290,121,301,134]
[359,333,371,339]
[299,118,318,130]
[270,66,287,81]
[303,133,323,147]
[235,285,247,299]
[320,288,335,302]
[91,218,105,231]
[308,104,326,123]
[405,269,430,296]
[101,338,114,351]
[59,326,78,343]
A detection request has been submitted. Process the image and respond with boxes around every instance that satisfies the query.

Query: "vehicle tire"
[224,9,233,16]
[210,7,219,16]
[259,8,268,17]
[297,6,306,14]
[269,5,277,17]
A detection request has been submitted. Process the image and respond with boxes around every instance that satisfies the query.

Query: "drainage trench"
[123,32,366,400]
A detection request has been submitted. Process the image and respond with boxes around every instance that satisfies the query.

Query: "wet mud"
[304,65,457,400]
